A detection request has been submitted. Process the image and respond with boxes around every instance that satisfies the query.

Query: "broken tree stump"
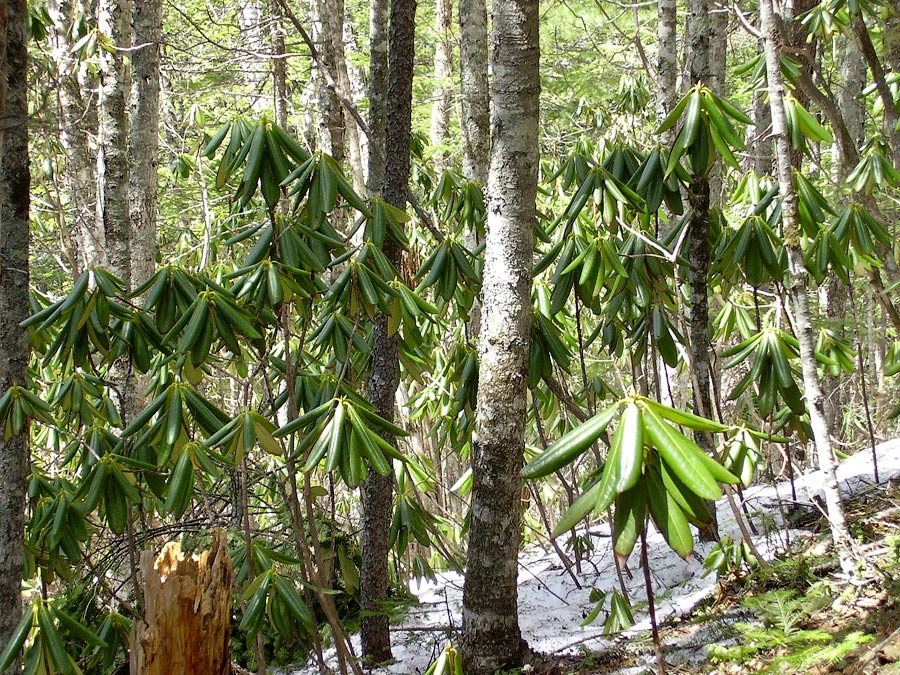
[130,529,234,675]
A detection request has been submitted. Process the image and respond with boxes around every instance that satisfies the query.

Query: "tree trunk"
[430,0,453,170]
[130,531,234,675]
[271,0,290,129]
[460,0,539,672]
[759,0,854,567]
[686,0,718,541]
[96,0,132,284]
[312,0,344,162]
[366,0,388,195]
[656,0,677,148]
[458,0,490,184]
[835,35,866,181]
[0,3,30,673]
[49,0,99,273]
[237,0,269,113]
[129,0,161,289]
[359,0,416,661]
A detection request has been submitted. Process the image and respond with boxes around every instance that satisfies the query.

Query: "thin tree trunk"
[430,0,453,170]
[49,0,99,272]
[312,0,344,162]
[686,0,719,541]
[366,0,388,195]
[835,35,866,181]
[460,0,539,672]
[238,0,269,113]
[96,0,132,284]
[359,0,416,661]
[271,0,290,129]
[657,0,678,147]
[0,3,30,672]
[129,0,161,289]
[458,0,490,184]
[759,0,854,567]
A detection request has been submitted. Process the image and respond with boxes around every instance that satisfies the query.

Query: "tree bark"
[311,0,344,162]
[49,0,99,272]
[460,0,539,672]
[0,2,30,672]
[430,0,453,170]
[359,0,416,662]
[458,0,490,184]
[759,0,854,566]
[130,531,234,675]
[686,0,718,541]
[129,0,161,289]
[96,0,132,284]
[366,0,388,195]
[656,0,678,148]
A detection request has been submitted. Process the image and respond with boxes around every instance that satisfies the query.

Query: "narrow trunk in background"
[271,0,290,129]
[460,0,539,671]
[49,0,99,272]
[430,0,453,170]
[129,0,161,288]
[360,0,416,661]
[0,3,31,672]
[458,0,489,184]
[237,0,269,113]
[656,0,677,148]
[312,0,344,162]
[759,0,854,567]
[823,35,866,436]
[96,0,132,284]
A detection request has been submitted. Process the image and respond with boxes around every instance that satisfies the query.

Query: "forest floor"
[290,440,900,675]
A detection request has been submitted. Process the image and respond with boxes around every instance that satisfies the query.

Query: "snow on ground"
[290,439,900,674]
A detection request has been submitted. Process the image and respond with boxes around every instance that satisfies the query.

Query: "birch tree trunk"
[237,1,269,113]
[49,0,99,272]
[460,0,539,672]
[759,0,854,567]
[96,0,132,285]
[129,0,161,289]
[359,0,416,661]
[430,0,453,170]
[458,0,490,184]
[0,3,31,672]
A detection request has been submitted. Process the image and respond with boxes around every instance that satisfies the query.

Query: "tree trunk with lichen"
[460,0,539,672]
[130,531,234,675]
[760,0,854,569]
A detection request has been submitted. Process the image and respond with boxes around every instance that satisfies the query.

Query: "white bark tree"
[759,0,855,568]
[460,0,540,672]
[458,0,490,184]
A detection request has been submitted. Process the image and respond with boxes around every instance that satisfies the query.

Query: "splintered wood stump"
[130,530,234,675]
